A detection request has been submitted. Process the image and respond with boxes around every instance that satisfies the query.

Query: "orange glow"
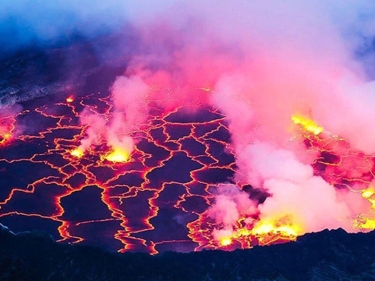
[103,148,129,163]
[354,188,375,230]
[219,237,232,246]
[66,96,74,103]
[7,85,375,254]
[210,216,302,249]
[354,215,375,230]
[211,217,303,248]
[0,133,11,144]
[252,216,302,239]
[236,228,252,237]
[218,228,252,246]
[362,188,375,208]
[360,219,375,229]
[70,148,84,158]
[0,115,14,145]
[292,114,323,135]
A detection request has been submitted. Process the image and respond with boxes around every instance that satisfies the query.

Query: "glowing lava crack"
[1,94,375,254]
[0,91,236,254]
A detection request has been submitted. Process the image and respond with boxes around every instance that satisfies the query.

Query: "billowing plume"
[201,1,375,240]
[10,0,375,242]
[75,76,149,160]
[244,142,367,233]
[112,0,375,239]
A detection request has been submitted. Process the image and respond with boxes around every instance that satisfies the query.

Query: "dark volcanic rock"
[0,32,134,107]
[1,225,375,281]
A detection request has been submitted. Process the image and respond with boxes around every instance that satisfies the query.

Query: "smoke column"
[75,75,149,159]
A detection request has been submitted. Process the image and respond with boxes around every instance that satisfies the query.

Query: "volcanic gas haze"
[2,0,375,252]
[45,0,375,246]
[108,0,375,247]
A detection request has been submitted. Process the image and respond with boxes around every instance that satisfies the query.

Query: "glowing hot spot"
[0,116,14,145]
[236,228,252,237]
[215,227,253,247]
[219,237,232,246]
[362,188,375,208]
[66,96,74,103]
[252,217,302,239]
[292,114,323,135]
[353,188,375,230]
[104,148,129,163]
[0,133,11,144]
[354,215,375,230]
[70,148,84,158]
[360,219,375,229]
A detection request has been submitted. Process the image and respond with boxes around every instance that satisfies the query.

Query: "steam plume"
[76,76,149,158]
[6,0,375,240]
[112,0,375,237]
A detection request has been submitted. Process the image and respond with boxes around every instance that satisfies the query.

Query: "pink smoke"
[78,108,107,152]
[77,75,149,155]
[207,184,258,241]
[78,0,375,238]
[0,104,23,143]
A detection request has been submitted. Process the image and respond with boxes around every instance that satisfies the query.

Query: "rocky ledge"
[1,224,375,281]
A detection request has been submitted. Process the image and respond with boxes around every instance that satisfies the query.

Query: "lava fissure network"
[1,85,375,255]
[0,91,237,253]
[3,0,375,260]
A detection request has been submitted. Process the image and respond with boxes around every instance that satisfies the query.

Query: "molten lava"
[291,114,375,233]
[354,188,375,230]
[362,188,375,208]
[66,96,74,103]
[0,91,236,254]
[252,216,302,242]
[70,148,84,158]
[1,94,375,254]
[219,236,232,246]
[292,114,323,135]
[0,133,11,145]
[0,115,16,146]
[103,148,130,163]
